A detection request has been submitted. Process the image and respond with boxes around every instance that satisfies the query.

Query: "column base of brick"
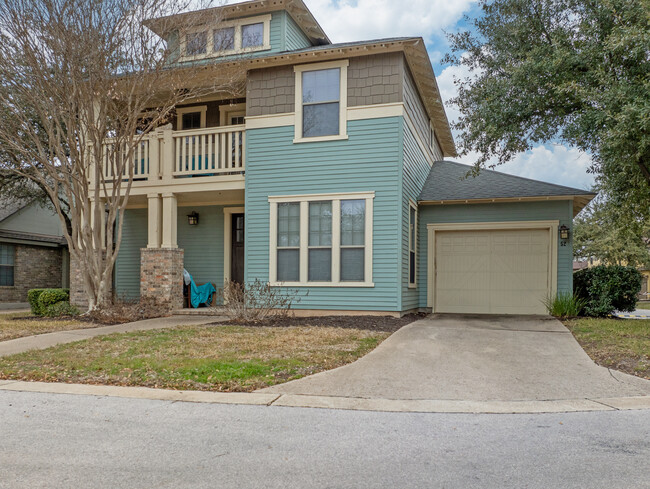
[140,248,184,312]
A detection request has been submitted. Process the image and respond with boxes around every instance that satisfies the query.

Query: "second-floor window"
[294,60,349,143]
[186,31,207,56]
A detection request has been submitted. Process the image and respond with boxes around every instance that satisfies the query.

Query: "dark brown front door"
[231,213,245,284]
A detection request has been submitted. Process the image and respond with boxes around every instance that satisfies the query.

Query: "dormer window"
[180,14,271,60]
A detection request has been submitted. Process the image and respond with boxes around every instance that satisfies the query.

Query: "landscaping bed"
[215,313,424,332]
[564,318,650,380]
[0,312,92,342]
[0,324,392,391]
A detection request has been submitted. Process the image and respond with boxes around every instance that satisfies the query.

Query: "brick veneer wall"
[69,252,87,308]
[0,244,63,302]
[246,52,405,117]
[140,248,184,311]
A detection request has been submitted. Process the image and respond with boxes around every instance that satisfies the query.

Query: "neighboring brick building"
[0,197,68,303]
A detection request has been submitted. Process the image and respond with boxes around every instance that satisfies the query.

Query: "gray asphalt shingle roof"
[0,196,30,222]
[419,161,595,202]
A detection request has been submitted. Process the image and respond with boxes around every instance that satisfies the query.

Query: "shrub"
[543,291,587,318]
[38,288,70,310]
[574,265,642,317]
[43,301,80,317]
[27,289,47,315]
[216,279,303,322]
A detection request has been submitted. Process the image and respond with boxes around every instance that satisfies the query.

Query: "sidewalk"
[0,315,220,357]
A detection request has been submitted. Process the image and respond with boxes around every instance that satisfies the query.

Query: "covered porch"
[113,189,245,310]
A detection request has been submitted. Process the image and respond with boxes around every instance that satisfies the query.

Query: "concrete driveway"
[261,315,650,401]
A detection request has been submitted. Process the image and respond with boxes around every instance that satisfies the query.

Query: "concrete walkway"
[0,315,221,357]
[0,302,30,314]
[261,315,650,401]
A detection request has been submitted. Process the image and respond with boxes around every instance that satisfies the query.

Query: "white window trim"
[294,60,349,144]
[176,105,207,130]
[179,14,272,61]
[269,192,374,287]
[219,103,246,126]
[408,200,417,288]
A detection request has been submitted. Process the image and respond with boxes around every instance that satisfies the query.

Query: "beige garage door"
[434,229,550,315]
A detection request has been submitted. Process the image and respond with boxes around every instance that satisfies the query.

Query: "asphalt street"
[1,390,649,489]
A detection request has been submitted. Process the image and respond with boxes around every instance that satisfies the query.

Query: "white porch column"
[160,123,174,184]
[147,193,162,248]
[161,192,177,249]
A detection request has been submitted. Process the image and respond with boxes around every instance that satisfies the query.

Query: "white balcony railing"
[99,124,245,185]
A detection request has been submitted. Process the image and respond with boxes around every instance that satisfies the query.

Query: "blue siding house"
[84,0,595,315]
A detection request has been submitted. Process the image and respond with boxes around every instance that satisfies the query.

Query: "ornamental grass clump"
[543,292,587,318]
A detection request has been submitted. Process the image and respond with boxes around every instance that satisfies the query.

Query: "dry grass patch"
[0,325,390,391]
[564,318,650,379]
[0,312,90,342]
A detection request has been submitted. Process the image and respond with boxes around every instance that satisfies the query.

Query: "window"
[176,106,207,130]
[0,244,14,287]
[241,22,264,48]
[185,31,207,56]
[181,15,271,59]
[408,203,417,287]
[213,27,235,51]
[294,60,349,143]
[269,192,373,286]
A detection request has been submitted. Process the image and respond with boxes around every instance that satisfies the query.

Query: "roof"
[144,0,330,46]
[419,161,596,215]
[0,229,66,247]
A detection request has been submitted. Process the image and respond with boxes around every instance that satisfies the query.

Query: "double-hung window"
[294,60,348,142]
[408,202,417,287]
[0,244,15,287]
[270,192,373,286]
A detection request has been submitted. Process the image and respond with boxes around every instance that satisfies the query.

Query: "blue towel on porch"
[189,275,216,308]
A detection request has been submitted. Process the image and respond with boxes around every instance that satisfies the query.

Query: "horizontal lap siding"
[417,200,574,308]
[245,117,402,311]
[285,14,311,51]
[114,209,147,300]
[401,122,431,311]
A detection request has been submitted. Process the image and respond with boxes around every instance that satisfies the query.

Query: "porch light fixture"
[559,225,570,240]
[187,211,199,226]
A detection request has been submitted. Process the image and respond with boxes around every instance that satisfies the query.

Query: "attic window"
[180,14,271,60]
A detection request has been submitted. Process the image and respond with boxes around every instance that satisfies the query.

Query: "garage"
[431,226,553,315]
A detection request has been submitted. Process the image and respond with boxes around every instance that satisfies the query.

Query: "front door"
[231,213,245,284]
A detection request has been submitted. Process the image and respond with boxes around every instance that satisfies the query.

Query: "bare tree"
[0,0,244,311]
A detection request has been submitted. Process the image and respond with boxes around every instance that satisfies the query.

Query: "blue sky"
[224,0,595,190]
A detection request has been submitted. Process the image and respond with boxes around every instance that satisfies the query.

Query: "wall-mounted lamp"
[559,225,570,240]
[187,211,199,226]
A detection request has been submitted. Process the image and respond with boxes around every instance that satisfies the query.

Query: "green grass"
[636,302,650,310]
[564,318,650,379]
[0,325,388,391]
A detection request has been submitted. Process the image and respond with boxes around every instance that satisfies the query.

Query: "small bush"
[43,301,80,317]
[543,292,587,318]
[38,288,70,309]
[27,289,47,315]
[217,279,303,322]
[574,265,642,317]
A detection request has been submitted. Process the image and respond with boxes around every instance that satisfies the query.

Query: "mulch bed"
[213,313,426,333]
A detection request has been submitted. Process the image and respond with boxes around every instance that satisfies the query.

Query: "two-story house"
[73,0,595,315]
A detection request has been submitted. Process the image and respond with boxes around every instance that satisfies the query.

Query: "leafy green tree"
[573,196,650,267]
[445,0,650,216]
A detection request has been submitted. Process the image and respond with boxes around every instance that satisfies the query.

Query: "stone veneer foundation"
[140,248,184,311]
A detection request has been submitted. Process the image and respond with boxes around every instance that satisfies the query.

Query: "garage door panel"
[435,229,550,315]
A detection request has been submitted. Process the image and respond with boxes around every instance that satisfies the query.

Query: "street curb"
[1,380,649,414]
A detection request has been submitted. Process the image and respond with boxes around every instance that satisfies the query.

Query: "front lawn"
[564,318,650,379]
[0,325,390,391]
[0,312,90,342]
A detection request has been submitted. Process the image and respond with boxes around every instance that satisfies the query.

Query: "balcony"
[99,124,246,195]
